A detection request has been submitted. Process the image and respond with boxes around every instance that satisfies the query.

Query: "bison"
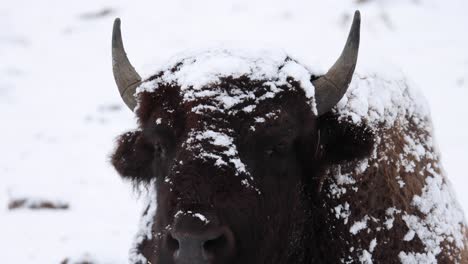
[110,11,467,264]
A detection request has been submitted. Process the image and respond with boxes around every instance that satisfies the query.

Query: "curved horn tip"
[112,18,122,44]
[346,11,361,47]
[113,17,121,27]
[354,10,361,21]
[351,10,361,36]
[113,18,121,35]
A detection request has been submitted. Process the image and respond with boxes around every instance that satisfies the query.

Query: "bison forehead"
[134,48,322,192]
[136,47,319,115]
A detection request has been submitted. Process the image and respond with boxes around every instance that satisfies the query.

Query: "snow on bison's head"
[110,11,467,264]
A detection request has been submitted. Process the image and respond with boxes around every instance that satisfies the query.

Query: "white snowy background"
[0,0,467,263]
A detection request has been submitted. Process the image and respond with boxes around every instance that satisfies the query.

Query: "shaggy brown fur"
[315,115,468,263]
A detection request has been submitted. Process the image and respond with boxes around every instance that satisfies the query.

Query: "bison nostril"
[203,233,227,254]
[168,220,236,262]
[202,227,236,260]
[166,232,180,251]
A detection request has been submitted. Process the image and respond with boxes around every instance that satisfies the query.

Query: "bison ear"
[111,130,154,183]
[317,113,374,163]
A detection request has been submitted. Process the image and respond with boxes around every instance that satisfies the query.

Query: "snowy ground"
[1,0,467,263]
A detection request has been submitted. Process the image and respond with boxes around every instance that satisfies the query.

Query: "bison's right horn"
[112,18,141,110]
[313,11,361,116]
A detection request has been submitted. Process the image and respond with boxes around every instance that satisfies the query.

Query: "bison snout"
[166,215,236,264]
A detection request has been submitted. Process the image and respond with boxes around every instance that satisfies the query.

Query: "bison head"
[111,11,372,264]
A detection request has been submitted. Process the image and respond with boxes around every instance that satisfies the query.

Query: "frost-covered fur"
[111,49,467,264]
[317,74,468,263]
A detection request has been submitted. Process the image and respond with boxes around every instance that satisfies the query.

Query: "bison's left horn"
[112,18,141,110]
[313,11,361,116]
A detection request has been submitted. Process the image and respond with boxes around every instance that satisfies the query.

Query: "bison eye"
[154,141,167,159]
